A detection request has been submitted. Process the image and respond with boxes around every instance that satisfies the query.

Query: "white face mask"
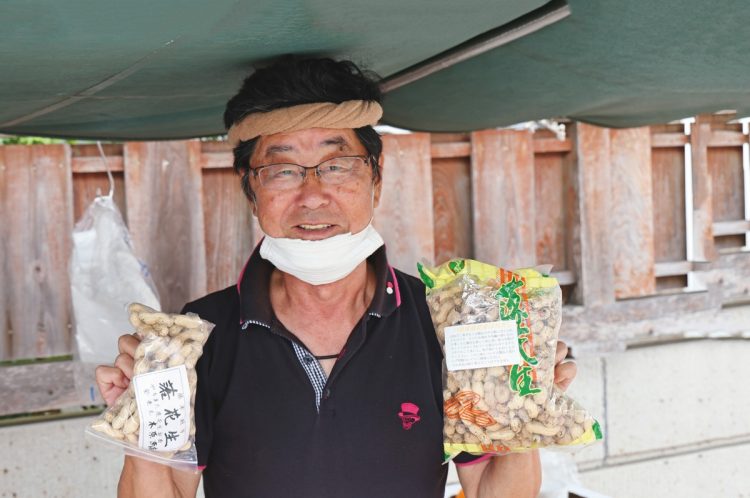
[259,223,385,285]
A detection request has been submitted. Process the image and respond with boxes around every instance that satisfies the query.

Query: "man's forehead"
[255,127,360,158]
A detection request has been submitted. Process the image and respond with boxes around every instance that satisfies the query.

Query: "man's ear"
[249,196,258,217]
[373,153,384,209]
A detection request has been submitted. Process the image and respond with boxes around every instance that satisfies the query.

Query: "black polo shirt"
[183,245,481,497]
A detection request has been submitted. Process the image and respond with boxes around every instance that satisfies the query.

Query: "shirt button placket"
[321,387,335,417]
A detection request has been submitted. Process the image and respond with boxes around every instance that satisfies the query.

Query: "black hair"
[223,57,383,201]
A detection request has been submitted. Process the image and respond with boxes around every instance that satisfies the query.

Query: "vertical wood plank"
[534,152,567,271]
[691,115,716,262]
[432,157,473,264]
[609,128,656,298]
[72,173,127,222]
[70,143,127,221]
[566,123,615,306]
[124,141,207,313]
[651,147,687,262]
[708,147,745,221]
[375,133,435,275]
[471,129,536,269]
[708,146,745,250]
[0,145,74,359]
[198,141,266,247]
[202,168,256,293]
[0,149,8,359]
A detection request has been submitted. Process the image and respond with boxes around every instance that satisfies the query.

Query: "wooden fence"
[2,114,750,415]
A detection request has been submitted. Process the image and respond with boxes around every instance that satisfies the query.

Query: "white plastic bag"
[86,303,213,472]
[70,196,160,364]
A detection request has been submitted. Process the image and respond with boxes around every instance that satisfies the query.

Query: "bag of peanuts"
[85,303,213,471]
[417,259,602,460]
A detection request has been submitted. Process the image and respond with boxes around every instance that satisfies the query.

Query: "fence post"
[566,123,615,306]
[0,144,73,359]
[610,127,657,298]
[691,114,716,262]
[200,143,258,294]
[0,149,7,360]
[431,134,473,264]
[375,133,435,274]
[124,141,207,312]
[471,129,536,269]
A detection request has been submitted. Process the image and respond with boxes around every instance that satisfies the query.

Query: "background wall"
[2,114,750,497]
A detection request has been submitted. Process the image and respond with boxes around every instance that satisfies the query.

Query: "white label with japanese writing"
[444,320,521,371]
[133,365,191,452]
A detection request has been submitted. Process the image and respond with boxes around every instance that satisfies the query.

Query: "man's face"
[248,127,382,240]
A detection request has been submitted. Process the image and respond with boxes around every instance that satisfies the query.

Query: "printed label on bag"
[133,365,191,451]
[444,320,521,371]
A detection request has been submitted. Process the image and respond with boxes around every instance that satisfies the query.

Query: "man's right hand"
[96,333,141,406]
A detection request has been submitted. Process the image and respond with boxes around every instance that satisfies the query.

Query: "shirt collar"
[237,243,401,328]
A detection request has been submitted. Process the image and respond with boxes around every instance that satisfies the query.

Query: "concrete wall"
[567,339,750,498]
[0,417,205,498]
[3,339,749,498]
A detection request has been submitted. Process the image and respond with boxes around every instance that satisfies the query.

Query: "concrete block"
[605,340,750,458]
[0,416,205,498]
[579,442,750,498]
[0,416,122,498]
[564,356,606,466]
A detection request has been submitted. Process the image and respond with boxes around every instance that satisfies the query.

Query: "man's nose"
[296,170,329,209]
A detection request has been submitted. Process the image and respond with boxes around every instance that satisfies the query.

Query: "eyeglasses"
[249,155,372,190]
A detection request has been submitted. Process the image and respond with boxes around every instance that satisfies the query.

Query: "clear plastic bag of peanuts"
[417,259,602,461]
[85,303,214,471]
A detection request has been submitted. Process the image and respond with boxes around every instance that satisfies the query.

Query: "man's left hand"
[553,340,576,391]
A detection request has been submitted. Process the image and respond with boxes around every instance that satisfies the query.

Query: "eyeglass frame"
[247,154,377,189]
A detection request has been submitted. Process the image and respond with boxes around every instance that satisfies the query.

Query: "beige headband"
[227,100,383,146]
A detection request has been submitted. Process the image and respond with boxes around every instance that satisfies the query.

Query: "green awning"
[384,1,750,131]
[1,0,749,140]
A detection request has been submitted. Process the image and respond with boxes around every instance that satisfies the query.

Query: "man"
[96,57,577,498]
